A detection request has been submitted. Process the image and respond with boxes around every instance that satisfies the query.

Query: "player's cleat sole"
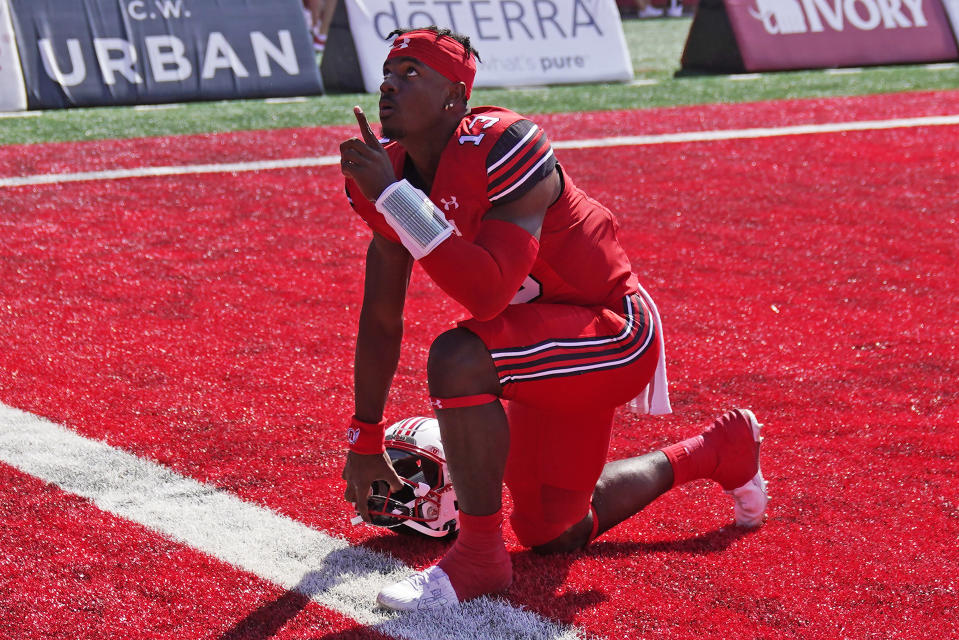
[722,409,768,527]
[377,565,459,611]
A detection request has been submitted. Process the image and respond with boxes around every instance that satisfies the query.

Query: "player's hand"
[341,449,404,523]
[339,106,396,202]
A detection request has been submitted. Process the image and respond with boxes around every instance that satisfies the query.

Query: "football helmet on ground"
[367,417,459,538]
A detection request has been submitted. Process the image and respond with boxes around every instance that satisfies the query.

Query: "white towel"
[628,283,672,416]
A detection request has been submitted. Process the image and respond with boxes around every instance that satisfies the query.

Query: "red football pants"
[461,294,660,547]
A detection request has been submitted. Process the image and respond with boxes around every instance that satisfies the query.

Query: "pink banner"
[725,0,958,71]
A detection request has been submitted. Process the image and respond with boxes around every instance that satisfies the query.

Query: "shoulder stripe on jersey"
[488,127,546,182]
[489,148,555,202]
[487,124,539,174]
[488,129,547,188]
[485,121,556,202]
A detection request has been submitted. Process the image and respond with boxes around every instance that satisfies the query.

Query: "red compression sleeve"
[419,219,539,321]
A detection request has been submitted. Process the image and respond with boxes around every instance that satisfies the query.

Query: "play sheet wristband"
[347,416,387,454]
[375,179,454,260]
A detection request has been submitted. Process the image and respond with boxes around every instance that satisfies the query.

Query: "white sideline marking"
[133,104,182,111]
[552,114,959,150]
[265,96,309,104]
[824,67,864,75]
[0,403,585,640]
[3,113,959,188]
[0,155,341,188]
[0,111,41,119]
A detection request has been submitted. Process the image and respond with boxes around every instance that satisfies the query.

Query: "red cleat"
[704,409,768,527]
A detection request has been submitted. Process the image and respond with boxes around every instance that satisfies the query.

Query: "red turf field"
[1,90,957,639]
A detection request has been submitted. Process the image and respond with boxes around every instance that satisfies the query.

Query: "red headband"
[387,30,477,99]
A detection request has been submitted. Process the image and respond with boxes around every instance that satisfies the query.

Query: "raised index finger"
[353,106,381,148]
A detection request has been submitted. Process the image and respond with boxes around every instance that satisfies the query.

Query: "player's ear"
[445,82,467,108]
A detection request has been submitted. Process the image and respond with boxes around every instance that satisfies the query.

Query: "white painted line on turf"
[552,113,959,150]
[0,155,341,187]
[265,96,309,104]
[924,62,959,71]
[133,104,182,111]
[727,74,762,81]
[0,403,586,640]
[0,111,41,119]
[4,113,959,188]
[824,67,864,75]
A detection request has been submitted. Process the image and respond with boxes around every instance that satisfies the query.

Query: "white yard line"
[0,402,586,640]
[824,67,864,75]
[264,96,309,104]
[133,103,183,111]
[3,114,959,189]
[0,111,41,119]
[0,155,341,187]
[551,114,959,149]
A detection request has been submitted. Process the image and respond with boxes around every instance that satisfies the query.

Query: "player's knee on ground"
[427,328,498,396]
[530,515,594,555]
[510,484,591,549]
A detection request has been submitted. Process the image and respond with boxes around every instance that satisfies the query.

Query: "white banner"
[0,0,27,111]
[343,0,633,92]
[943,0,959,42]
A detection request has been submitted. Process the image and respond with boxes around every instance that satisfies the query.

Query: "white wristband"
[375,179,454,260]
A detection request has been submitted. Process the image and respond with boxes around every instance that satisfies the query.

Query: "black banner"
[9,0,322,109]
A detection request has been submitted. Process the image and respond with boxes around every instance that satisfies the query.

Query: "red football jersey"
[346,106,638,310]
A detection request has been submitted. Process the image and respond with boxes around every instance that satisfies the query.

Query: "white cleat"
[377,565,459,611]
[723,409,769,527]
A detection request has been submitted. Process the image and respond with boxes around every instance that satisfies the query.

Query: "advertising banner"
[8,0,322,109]
[341,0,633,92]
[942,0,959,38]
[0,0,26,111]
[721,0,958,71]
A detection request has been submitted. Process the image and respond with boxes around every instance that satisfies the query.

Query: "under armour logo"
[346,427,360,444]
[430,398,444,409]
[392,37,410,50]
[439,196,459,211]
